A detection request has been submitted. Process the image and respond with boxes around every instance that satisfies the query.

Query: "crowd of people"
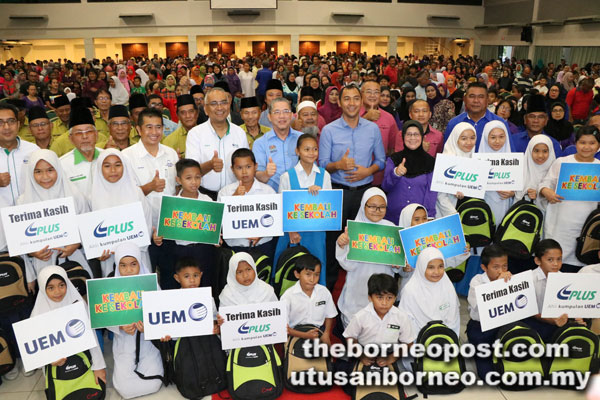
[0,50,600,398]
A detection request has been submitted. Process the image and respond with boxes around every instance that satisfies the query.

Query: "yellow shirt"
[18,117,34,143]
[240,124,270,149]
[129,126,141,144]
[49,132,74,157]
[51,118,69,139]
[93,110,110,142]
[163,125,188,158]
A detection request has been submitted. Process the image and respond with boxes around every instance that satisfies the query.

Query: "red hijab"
[319,86,342,124]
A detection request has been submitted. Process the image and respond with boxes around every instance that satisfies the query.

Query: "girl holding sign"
[31,266,106,387]
[539,126,600,272]
[18,149,93,287]
[478,120,515,225]
[515,135,556,212]
[382,120,436,224]
[335,188,400,328]
[89,149,155,277]
[435,122,477,217]
[275,133,332,285]
[108,242,163,399]
[219,252,277,307]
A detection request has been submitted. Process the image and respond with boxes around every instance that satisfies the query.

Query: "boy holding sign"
[217,148,276,258]
[466,244,512,378]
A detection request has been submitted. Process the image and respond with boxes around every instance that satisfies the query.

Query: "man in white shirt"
[185,87,249,199]
[59,107,102,196]
[123,108,178,226]
[0,103,39,205]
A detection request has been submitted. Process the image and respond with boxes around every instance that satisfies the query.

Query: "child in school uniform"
[466,244,512,379]
[336,187,400,328]
[397,203,429,290]
[108,242,163,399]
[515,135,556,212]
[539,126,600,272]
[31,265,106,386]
[154,158,216,289]
[217,148,277,259]
[17,149,93,284]
[399,247,460,339]
[275,134,332,284]
[436,122,477,217]
[89,149,155,277]
[219,252,277,307]
[524,239,587,342]
[343,274,414,369]
[281,254,337,346]
[477,121,515,225]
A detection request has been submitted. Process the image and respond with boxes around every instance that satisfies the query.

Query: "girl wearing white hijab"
[435,122,477,218]
[108,242,163,399]
[135,68,149,87]
[515,135,556,213]
[397,203,429,291]
[89,149,153,276]
[32,266,106,384]
[18,149,93,285]
[478,120,515,225]
[108,76,129,106]
[219,252,277,307]
[336,188,400,327]
[399,247,460,340]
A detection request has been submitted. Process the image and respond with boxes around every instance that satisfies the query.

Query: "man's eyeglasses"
[0,119,18,128]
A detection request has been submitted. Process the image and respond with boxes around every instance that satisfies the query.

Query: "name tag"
[315,301,326,307]
[387,324,400,330]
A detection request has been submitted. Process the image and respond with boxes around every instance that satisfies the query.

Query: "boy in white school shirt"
[217,148,277,259]
[343,274,414,369]
[280,254,337,346]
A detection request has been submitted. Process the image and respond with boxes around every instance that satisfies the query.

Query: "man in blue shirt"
[512,94,562,157]
[253,97,301,191]
[319,84,385,288]
[258,79,283,130]
[444,82,513,151]
[255,61,273,107]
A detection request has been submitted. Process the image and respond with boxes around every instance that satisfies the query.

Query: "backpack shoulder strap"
[134,331,166,384]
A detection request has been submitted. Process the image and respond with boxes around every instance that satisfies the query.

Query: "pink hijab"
[319,86,342,124]
[117,68,131,94]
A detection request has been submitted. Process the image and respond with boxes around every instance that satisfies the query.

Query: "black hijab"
[448,88,464,116]
[546,102,574,141]
[398,88,416,122]
[389,120,435,178]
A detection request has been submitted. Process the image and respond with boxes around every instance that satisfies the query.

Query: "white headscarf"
[109,76,129,106]
[219,252,276,307]
[399,203,428,229]
[517,134,556,200]
[136,68,150,86]
[17,149,88,214]
[355,187,395,226]
[89,149,153,232]
[114,242,151,277]
[478,120,511,153]
[31,265,84,318]
[399,247,460,336]
[442,122,476,158]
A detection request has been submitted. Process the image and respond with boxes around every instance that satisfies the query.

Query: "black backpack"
[273,245,310,297]
[351,360,415,400]
[226,345,283,400]
[172,334,228,398]
[45,350,106,400]
[283,324,332,393]
[245,248,272,285]
[494,199,544,259]
[0,327,16,377]
[576,208,600,264]
[0,253,29,314]
[456,198,495,248]
[213,247,235,303]
[59,257,92,297]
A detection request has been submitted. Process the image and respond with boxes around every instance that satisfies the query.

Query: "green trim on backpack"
[456,198,495,248]
[228,345,280,391]
[494,200,543,259]
[274,250,307,297]
[45,351,104,400]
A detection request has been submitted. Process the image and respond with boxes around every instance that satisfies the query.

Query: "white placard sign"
[219,301,287,350]
[221,193,283,239]
[473,153,524,191]
[475,270,538,332]
[13,302,97,372]
[0,197,80,256]
[431,154,490,199]
[541,272,600,318]
[142,287,214,340]
[77,202,150,259]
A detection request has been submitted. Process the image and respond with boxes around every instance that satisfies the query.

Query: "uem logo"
[24,319,86,354]
[148,303,208,325]
[233,214,274,230]
[25,222,60,237]
[238,321,271,334]
[443,166,478,182]
[93,221,134,238]
[557,284,596,301]
[65,319,86,338]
